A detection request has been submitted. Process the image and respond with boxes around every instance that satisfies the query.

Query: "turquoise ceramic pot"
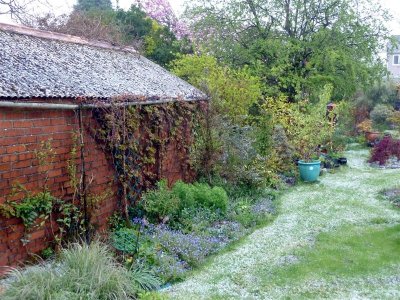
[298,160,321,182]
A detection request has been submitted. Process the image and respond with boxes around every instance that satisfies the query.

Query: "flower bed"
[110,179,277,284]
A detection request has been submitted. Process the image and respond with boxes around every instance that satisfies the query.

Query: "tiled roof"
[0,23,206,102]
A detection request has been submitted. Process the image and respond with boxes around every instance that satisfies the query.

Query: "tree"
[30,3,189,67]
[74,0,113,12]
[0,0,49,20]
[0,0,26,17]
[185,0,391,101]
[171,54,262,122]
[134,0,189,38]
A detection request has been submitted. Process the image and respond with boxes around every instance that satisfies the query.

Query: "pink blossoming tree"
[135,0,189,38]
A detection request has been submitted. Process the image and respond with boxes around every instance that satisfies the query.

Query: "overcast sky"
[44,0,187,16]
[0,0,399,33]
[0,0,399,39]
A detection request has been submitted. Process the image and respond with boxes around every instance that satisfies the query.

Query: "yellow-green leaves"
[171,54,262,123]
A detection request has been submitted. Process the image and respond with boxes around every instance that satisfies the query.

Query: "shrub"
[217,123,262,186]
[356,119,373,133]
[388,110,400,130]
[2,241,160,300]
[369,136,400,165]
[370,104,394,128]
[172,180,196,210]
[271,125,294,172]
[190,183,228,212]
[141,180,229,225]
[142,180,180,222]
[40,247,54,260]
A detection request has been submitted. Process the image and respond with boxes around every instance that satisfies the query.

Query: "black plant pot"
[333,159,340,168]
[324,161,332,169]
[338,157,347,165]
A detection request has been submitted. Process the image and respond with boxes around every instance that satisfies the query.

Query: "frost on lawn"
[164,148,400,299]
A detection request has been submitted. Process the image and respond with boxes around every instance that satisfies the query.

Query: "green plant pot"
[298,160,321,182]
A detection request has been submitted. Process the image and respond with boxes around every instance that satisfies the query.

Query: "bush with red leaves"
[369,136,400,165]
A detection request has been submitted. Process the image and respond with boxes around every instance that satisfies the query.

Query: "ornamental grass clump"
[2,241,160,300]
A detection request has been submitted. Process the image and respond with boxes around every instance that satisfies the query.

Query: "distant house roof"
[0,23,206,103]
[387,35,400,54]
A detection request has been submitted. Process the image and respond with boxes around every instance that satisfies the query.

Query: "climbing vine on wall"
[91,98,204,223]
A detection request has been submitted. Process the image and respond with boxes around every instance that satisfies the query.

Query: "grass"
[165,146,400,299]
[2,241,160,300]
[262,224,400,285]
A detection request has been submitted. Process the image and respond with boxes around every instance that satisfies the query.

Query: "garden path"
[165,146,400,299]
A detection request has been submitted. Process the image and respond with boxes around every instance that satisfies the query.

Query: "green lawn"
[163,147,400,299]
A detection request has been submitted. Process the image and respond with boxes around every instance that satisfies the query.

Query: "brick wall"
[0,103,198,271]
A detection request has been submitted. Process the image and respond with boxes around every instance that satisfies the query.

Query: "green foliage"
[139,291,170,300]
[108,212,127,231]
[370,104,394,128]
[190,183,228,212]
[111,227,138,254]
[114,5,153,40]
[40,247,54,260]
[0,192,55,229]
[354,81,398,111]
[2,241,160,300]
[143,180,181,222]
[74,0,112,12]
[144,20,186,67]
[259,85,335,161]
[141,180,229,225]
[171,54,262,123]
[292,85,336,160]
[102,6,188,67]
[171,180,196,209]
[95,101,198,223]
[186,0,390,101]
[389,110,400,131]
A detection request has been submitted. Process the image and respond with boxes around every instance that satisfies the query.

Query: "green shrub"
[172,181,195,210]
[190,183,228,212]
[141,180,229,225]
[111,227,138,254]
[108,212,127,231]
[2,241,160,300]
[142,180,180,222]
[40,247,54,260]
[370,104,394,128]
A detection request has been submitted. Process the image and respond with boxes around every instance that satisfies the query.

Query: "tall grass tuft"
[2,241,160,300]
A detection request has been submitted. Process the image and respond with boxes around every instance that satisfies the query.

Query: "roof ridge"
[0,22,137,54]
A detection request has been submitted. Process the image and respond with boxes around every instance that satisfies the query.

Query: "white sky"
[45,0,187,16]
[0,0,186,22]
[0,0,398,33]
[0,0,399,39]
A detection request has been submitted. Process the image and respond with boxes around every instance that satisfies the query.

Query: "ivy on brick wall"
[91,98,203,224]
[0,191,54,229]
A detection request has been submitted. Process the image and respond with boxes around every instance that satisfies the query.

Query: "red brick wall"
[0,103,197,270]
